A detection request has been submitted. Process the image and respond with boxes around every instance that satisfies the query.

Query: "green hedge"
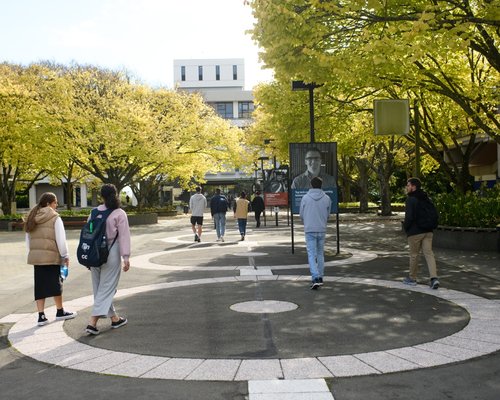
[0,213,24,220]
[0,208,165,220]
[338,202,379,208]
[433,185,500,228]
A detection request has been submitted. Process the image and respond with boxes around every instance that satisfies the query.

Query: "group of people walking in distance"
[24,176,440,330]
[191,187,265,243]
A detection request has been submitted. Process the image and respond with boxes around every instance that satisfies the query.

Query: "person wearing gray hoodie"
[299,177,332,289]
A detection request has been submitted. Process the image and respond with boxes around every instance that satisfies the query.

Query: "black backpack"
[77,208,117,268]
[416,198,439,230]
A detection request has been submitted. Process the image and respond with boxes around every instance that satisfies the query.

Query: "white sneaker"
[221,236,224,242]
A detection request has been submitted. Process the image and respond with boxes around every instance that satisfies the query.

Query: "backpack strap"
[90,207,113,220]
[108,230,118,250]
[98,208,119,251]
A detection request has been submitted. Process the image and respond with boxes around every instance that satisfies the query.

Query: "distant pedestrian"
[300,177,331,290]
[210,188,229,242]
[403,177,440,289]
[24,192,76,326]
[227,193,235,211]
[234,191,251,241]
[251,191,265,228]
[85,184,131,335]
[189,186,207,242]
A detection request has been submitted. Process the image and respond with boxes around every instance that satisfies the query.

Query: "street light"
[264,138,277,169]
[292,80,322,143]
[258,156,269,181]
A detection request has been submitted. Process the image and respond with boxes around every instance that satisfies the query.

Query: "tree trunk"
[63,182,73,210]
[1,165,17,215]
[64,163,74,210]
[371,141,397,216]
[357,163,370,213]
[341,177,351,203]
[378,174,392,216]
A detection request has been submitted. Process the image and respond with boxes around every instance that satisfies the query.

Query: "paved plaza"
[1,213,499,399]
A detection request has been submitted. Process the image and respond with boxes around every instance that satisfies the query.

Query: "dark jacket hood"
[408,189,429,201]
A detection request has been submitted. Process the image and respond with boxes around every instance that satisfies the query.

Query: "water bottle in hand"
[60,265,69,280]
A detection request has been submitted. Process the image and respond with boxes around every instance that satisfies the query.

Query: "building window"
[216,65,220,81]
[238,101,254,118]
[213,102,234,119]
[198,66,203,81]
[181,66,186,81]
[233,65,237,80]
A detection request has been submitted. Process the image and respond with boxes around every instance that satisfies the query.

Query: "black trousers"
[255,211,262,227]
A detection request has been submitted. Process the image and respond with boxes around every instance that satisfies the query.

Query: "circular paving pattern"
[66,281,468,359]
[230,300,298,313]
[7,231,500,381]
[131,239,376,271]
[232,252,269,257]
[8,275,500,381]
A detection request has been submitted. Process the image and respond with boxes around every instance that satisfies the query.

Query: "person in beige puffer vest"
[25,192,76,326]
[234,191,251,241]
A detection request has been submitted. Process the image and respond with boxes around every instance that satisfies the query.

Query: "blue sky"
[0,0,273,89]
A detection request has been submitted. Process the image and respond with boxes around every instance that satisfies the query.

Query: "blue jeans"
[237,219,247,236]
[213,213,226,238]
[305,232,326,280]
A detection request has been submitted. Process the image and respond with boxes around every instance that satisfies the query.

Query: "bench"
[62,220,87,229]
[8,221,24,231]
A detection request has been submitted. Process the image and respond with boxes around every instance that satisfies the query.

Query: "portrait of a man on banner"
[289,143,338,214]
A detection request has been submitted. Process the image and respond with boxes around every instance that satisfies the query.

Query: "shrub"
[0,213,24,220]
[58,209,93,217]
[338,202,378,208]
[433,184,500,228]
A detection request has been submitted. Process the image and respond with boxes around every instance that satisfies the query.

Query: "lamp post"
[292,80,322,143]
[258,156,269,178]
[257,155,269,194]
[264,138,277,169]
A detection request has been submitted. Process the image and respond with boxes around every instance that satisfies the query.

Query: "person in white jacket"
[189,186,207,242]
[299,177,331,290]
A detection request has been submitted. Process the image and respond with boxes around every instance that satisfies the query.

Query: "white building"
[173,58,254,128]
[174,59,255,188]
[28,178,89,209]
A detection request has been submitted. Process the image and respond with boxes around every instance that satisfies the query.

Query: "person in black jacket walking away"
[251,191,265,228]
[210,188,229,242]
[403,178,440,289]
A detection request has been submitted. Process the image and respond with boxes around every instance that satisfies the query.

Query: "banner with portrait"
[289,142,338,214]
[264,167,288,207]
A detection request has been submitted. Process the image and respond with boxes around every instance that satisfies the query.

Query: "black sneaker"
[55,311,77,321]
[310,280,320,290]
[194,234,198,242]
[111,317,128,329]
[85,325,99,335]
[430,278,440,290]
[318,277,324,286]
[37,314,49,326]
